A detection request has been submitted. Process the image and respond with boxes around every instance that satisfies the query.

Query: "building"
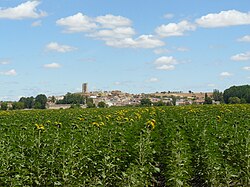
[82,83,88,94]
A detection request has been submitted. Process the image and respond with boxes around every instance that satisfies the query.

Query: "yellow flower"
[217,115,222,122]
[146,119,156,130]
[92,122,99,127]
[54,122,62,128]
[35,124,45,130]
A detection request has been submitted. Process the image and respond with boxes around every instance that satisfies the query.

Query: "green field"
[0,105,249,186]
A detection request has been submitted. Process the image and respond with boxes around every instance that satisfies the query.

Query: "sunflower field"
[0,104,249,186]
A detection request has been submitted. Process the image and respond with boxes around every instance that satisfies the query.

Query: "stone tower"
[82,83,88,93]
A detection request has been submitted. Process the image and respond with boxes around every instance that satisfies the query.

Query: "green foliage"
[153,100,165,106]
[98,101,107,108]
[69,103,81,109]
[228,97,241,104]
[0,102,8,110]
[171,96,177,106]
[223,85,250,103]
[35,94,47,109]
[212,89,224,102]
[86,98,95,108]
[204,93,212,104]
[56,92,85,105]
[19,96,35,109]
[140,98,152,106]
[11,102,24,110]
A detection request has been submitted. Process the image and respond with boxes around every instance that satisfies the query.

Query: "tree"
[86,98,95,108]
[212,89,223,102]
[56,93,84,104]
[70,104,81,109]
[35,94,47,109]
[12,102,24,110]
[204,93,212,104]
[228,97,241,104]
[50,96,56,103]
[34,102,42,109]
[171,96,177,106]
[223,85,250,104]
[153,100,165,106]
[98,101,107,108]
[19,97,34,109]
[140,98,152,106]
[241,98,247,104]
[0,102,8,110]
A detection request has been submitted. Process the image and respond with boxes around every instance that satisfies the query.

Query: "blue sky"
[0,0,250,101]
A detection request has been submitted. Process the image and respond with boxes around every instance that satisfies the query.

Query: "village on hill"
[47,83,216,109]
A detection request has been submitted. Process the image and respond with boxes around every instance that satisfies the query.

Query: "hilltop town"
[1,84,249,110]
[48,83,215,109]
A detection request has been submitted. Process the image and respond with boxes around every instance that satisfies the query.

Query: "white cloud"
[155,20,196,37]
[133,35,165,48]
[43,63,61,69]
[196,10,250,28]
[153,48,170,54]
[95,14,132,28]
[154,56,178,65]
[154,56,178,70]
[46,42,77,53]
[0,1,47,20]
[176,47,189,52]
[243,66,250,71]
[56,13,97,33]
[231,51,250,61]
[1,69,17,76]
[164,13,174,19]
[57,13,164,49]
[0,61,10,65]
[147,77,159,82]
[105,35,164,48]
[156,65,175,70]
[31,20,42,27]
[90,27,135,39]
[208,84,216,87]
[114,82,121,85]
[237,35,250,42]
[220,72,232,77]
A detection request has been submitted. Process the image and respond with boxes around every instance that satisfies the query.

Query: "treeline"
[223,85,250,104]
[56,92,85,104]
[0,94,47,110]
[205,85,249,104]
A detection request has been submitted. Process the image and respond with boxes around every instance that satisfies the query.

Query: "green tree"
[228,97,241,104]
[241,98,247,104]
[0,102,8,110]
[98,101,107,108]
[70,104,81,109]
[204,93,212,104]
[153,100,165,106]
[12,102,24,110]
[223,85,250,103]
[171,96,177,106]
[56,93,84,104]
[50,96,56,103]
[86,98,95,108]
[35,94,47,109]
[19,97,34,109]
[212,89,224,102]
[140,98,152,106]
[34,102,42,109]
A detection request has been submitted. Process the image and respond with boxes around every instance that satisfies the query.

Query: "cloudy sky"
[0,0,250,100]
